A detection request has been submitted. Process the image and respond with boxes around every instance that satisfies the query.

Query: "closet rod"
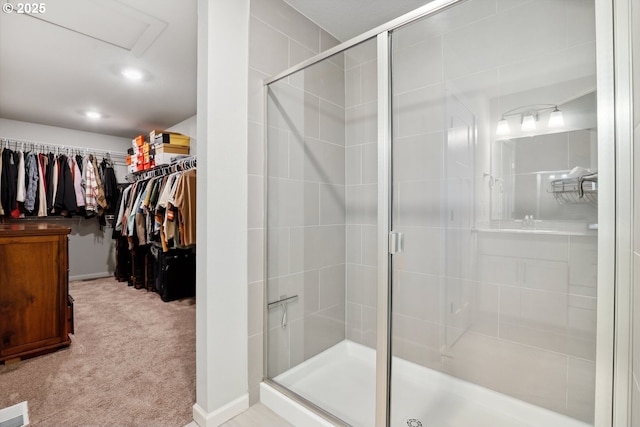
[125,155,197,183]
[0,136,128,166]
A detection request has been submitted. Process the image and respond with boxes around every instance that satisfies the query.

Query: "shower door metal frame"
[598,0,635,425]
[375,30,392,427]
[261,0,622,425]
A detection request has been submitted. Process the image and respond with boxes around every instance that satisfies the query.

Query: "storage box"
[154,132,190,147]
[135,135,145,146]
[149,129,165,141]
[154,144,190,155]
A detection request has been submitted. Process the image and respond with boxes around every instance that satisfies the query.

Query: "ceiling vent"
[23,0,167,56]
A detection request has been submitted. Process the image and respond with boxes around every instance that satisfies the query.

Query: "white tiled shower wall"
[344,39,379,348]
[265,50,347,378]
[344,0,597,422]
[247,0,341,404]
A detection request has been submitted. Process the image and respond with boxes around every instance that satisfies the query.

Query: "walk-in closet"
[0,1,198,425]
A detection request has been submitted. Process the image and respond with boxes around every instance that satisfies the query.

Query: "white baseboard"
[69,272,113,281]
[192,394,249,427]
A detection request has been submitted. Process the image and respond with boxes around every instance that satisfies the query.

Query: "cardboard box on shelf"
[149,129,165,141]
[153,132,190,147]
[134,135,145,146]
[153,144,190,155]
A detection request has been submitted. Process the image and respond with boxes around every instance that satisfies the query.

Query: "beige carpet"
[0,277,196,427]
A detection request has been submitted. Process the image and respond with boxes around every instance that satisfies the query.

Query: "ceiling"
[0,0,198,138]
[0,0,429,139]
[283,0,433,41]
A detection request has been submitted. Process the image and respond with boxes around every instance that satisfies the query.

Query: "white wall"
[0,118,130,180]
[167,114,198,156]
[0,118,131,280]
[194,0,249,425]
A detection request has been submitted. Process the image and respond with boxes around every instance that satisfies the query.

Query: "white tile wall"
[386,1,598,422]
[396,83,446,137]
[249,17,289,76]
[264,62,347,383]
[346,102,377,145]
[443,0,566,79]
[248,0,341,404]
[319,100,345,146]
[393,35,443,94]
[442,332,570,416]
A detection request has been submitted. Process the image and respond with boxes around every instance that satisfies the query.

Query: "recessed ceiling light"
[121,68,144,81]
[86,111,102,119]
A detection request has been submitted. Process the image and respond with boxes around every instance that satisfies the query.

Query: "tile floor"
[184,403,293,427]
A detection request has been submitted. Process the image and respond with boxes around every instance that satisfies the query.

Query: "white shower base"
[262,340,590,427]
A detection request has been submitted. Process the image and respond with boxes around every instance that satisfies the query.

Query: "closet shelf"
[548,172,597,207]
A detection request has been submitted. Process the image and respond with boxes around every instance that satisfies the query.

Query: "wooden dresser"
[0,223,73,362]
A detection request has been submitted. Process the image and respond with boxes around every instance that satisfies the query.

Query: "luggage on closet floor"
[114,236,131,283]
[131,246,148,289]
[152,246,195,302]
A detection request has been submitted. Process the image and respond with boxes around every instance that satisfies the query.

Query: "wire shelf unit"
[549,172,597,207]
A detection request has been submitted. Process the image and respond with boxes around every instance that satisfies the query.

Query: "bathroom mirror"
[490,129,597,221]
[489,92,598,227]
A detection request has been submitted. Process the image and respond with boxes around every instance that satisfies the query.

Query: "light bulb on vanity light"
[496,117,510,136]
[521,113,536,131]
[548,107,564,128]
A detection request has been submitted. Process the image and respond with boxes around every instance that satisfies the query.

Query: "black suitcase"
[131,246,148,289]
[153,247,196,302]
[114,236,131,283]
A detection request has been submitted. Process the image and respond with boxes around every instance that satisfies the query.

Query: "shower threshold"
[265,340,590,427]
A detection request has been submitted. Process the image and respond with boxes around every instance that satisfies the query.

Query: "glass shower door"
[265,38,380,427]
[389,0,598,426]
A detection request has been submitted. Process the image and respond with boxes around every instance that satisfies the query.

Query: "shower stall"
[262,0,616,426]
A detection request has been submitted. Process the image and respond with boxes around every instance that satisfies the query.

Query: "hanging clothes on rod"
[0,137,128,166]
[0,138,120,222]
[111,156,197,301]
[114,156,197,251]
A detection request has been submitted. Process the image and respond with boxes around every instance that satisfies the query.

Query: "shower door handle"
[389,232,404,254]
